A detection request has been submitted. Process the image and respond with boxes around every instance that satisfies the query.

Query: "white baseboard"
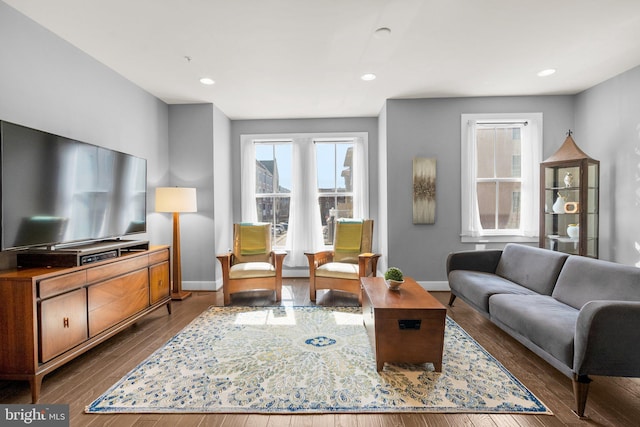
[283,269,309,278]
[182,281,217,292]
[415,280,451,292]
[198,278,450,293]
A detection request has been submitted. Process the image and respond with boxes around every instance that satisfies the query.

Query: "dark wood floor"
[1,278,639,426]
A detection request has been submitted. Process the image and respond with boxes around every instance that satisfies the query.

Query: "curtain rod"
[472,120,528,126]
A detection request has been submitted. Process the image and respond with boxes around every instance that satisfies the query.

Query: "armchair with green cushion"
[305,219,380,304]
[216,223,287,305]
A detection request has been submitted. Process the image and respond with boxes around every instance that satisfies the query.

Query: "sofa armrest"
[574,300,640,377]
[446,249,503,275]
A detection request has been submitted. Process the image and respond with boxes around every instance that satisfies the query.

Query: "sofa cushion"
[448,270,538,313]
[495,244,568,295]
[489,294,578,368]
[552,256,640,309]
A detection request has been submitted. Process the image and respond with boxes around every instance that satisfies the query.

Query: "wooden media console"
[0,244,171,403]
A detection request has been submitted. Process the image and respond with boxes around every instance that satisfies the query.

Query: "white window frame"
[460,113,542,243]
[241,132,368,267]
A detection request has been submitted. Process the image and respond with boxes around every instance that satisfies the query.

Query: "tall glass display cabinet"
[540,131,599,257]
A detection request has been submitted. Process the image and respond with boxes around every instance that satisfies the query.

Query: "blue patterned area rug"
[86,306,551,414]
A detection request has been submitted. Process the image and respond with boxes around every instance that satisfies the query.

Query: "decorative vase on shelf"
[552,193,567,213]
[567,224,579,239]
[564,172,574,188]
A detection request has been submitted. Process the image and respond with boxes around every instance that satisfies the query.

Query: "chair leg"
[223,288,231,306]
[309,281,316,302]
[448,293,457,306]
[572,374,591,418]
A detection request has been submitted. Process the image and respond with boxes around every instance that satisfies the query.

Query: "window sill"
[460,235,539,244]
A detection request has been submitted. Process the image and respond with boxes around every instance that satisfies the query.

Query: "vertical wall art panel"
[413,157,436,224]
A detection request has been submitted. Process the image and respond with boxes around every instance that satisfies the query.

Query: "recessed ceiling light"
[374,27,391,39]
[361,73,376,81]
[537,69,556,77]
[200,77,215,85]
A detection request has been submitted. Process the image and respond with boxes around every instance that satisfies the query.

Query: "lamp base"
[171,290,192,300]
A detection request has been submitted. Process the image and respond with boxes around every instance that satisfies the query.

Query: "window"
[316,141,355,244]
[461,113,541,241]
[241,133,368,266]
[254,142,292,244]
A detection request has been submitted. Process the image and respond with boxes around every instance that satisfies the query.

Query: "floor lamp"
[155,187,197,300]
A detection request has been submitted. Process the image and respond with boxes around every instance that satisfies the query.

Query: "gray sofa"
[447,243,640,417]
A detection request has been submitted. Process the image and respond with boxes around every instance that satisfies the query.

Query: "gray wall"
[574,65,640,266]
[3,0,639,285]
[0,2,232,287]
[165,103,232,289]
[167,104,218,289]
[377,104,389,273]
[213,105,233,288]
[0,1,170,269]
[384,96,575,282]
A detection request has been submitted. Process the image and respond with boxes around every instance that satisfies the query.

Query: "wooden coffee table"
[361,276,446,371]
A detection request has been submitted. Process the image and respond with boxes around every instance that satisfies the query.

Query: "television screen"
[1,121,147,250]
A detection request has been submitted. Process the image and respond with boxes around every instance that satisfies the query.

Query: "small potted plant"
[384,267,404,290]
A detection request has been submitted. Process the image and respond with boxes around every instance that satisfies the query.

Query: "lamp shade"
[155,187,197,213]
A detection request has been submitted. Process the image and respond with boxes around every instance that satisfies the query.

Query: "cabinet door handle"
[63,317,69,328]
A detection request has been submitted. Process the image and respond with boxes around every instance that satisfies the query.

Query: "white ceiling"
[5,0,640,120]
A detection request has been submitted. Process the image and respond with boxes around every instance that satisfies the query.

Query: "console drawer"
[149,262,170,304]
[86,255,148,284]
[88,269,149,336]
[39,271,87,299]
[149,248,169,265]
[39,288,88,362]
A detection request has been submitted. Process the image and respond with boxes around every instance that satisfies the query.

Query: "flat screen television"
[0,120,147,250]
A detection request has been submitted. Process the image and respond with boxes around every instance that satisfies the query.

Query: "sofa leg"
[448,293,457,306]
[572,374,591,418]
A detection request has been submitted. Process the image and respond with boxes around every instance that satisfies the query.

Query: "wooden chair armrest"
[304,250,334,269]
[216,252,232,263]
[270,251,288,270]
[359,252,381,259]
[358,252,381,277]
[216,252,233,280]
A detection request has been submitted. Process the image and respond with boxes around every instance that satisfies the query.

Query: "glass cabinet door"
[539,134,599,258]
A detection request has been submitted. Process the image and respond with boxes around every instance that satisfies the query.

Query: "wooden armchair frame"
[305,250,380,304]
[216,223,287,305]
[216,251,286,305]
[305,219,380,304]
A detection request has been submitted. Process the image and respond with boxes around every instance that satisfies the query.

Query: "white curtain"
[352,136,369,219]
[285,138,324,267]
[240,139,258,222]
[520,117,541,237]
[461,119,484,237]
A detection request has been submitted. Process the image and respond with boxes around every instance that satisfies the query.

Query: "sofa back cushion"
[496,244,569,295]
[552,256,640,309]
